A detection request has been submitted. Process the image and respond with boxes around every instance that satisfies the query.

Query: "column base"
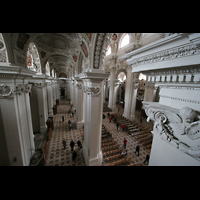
[76,121,84,130]
[85,151,103,166]
[40,125,47,134]
[48,110,53,116]
[129,114,136,121]
[83,142,102,166]
[123,112,128,119]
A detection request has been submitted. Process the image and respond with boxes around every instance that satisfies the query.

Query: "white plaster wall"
[30,86,40,133]
[159,87,200,111]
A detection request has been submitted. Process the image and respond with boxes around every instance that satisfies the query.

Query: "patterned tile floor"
[45,99,151,166]
[45,100,85,166]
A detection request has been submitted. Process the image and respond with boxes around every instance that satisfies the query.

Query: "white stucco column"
[70,80,74,105]
[143,82,155,102]
[75,78,84,129]
[129,73,140,120]
[34,82,48,134]
[0,67,36,166]
[47,82,53,116]
[73,80,76,110]
[129,82,139,121]
[123,66,133,119]
[108,67,115,110]
[80,72,109,166]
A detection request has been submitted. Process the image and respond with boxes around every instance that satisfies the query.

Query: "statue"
[113,42,118,53]
[146,106,200,160]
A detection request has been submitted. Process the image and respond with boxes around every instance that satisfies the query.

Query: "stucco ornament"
[146,107,200,160]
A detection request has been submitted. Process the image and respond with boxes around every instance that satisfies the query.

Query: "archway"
[26,42,41,73]
[0,33,9,65]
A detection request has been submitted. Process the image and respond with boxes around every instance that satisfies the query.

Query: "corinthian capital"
[83,86,102,96]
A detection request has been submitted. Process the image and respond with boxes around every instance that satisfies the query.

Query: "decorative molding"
[94,33,105,69]
[159,95,200,104]
[0,84,13,97]
[145,106,200,161]
[76,84,82,89]
[34,82,47,88]
[0,83,32,98]
[128,44,200,67]
[83,86,102,96]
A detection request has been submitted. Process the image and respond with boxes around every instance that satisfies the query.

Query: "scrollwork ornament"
[76,84,82,89]
[145,106,200,161]
[24,83,32,93]
[0,84,14,97]
[84,86,102,96]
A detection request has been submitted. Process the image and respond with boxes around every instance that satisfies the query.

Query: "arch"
[0,33,9,66]
[45,61,50,76]
[26,42,42,73]
[117,71,127,82]
[106,45,111,56]
[58,72,68,78]
[51,68,55,77]
[116,68,127,79]
[119,33,130,49]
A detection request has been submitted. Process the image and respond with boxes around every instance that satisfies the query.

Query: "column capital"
[79,72,109,83]
[83,86,102,96]
[0,83,32,98]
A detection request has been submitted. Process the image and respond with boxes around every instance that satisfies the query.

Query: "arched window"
[45,61,50,76]
[26,42,41,73]
[0,33,9,65]
[51,68,54,77]
[120,34,129,48]
[118,72,126,82]
[106,45,111,56]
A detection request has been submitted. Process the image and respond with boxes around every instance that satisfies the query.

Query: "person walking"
[135,145,140,156]
[62,139,66,150]
[77,140,82,151]
[109,117,112,123]
[70,140,75,151]
[144,154,150,164]
[123,138,127,149]
[140,116,143,123]
[62,116,64,122]
[116,122,119,130]
[72,150,77,164]
[69,123,72,131]
[122,124,126,131]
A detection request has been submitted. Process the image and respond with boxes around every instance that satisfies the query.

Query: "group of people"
[103,112,150,164]
[123,138,150,164]
[62,139,83,164]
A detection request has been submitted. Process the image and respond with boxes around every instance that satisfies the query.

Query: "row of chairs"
[102,144,120,152]
[142,140,152,146]
[105,153,123,162]
[101,141,117,147]
[102,138,114,143]
[103,148,124,157]
[106,157,131,166]
[117,115,153,150]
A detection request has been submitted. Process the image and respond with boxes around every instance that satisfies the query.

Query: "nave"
[45,99,85,166]
[44,98,152,166]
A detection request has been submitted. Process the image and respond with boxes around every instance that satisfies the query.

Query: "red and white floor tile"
[45,100,151,166]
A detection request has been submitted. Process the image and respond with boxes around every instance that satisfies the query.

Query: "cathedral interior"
[1,33,200,166]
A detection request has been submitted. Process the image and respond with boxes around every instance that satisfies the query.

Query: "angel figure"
[162,107,200,150]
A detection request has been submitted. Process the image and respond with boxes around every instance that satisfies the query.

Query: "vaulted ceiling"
[5,33,93,78]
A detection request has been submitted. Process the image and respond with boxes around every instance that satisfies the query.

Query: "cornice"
[78,71,109,82]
